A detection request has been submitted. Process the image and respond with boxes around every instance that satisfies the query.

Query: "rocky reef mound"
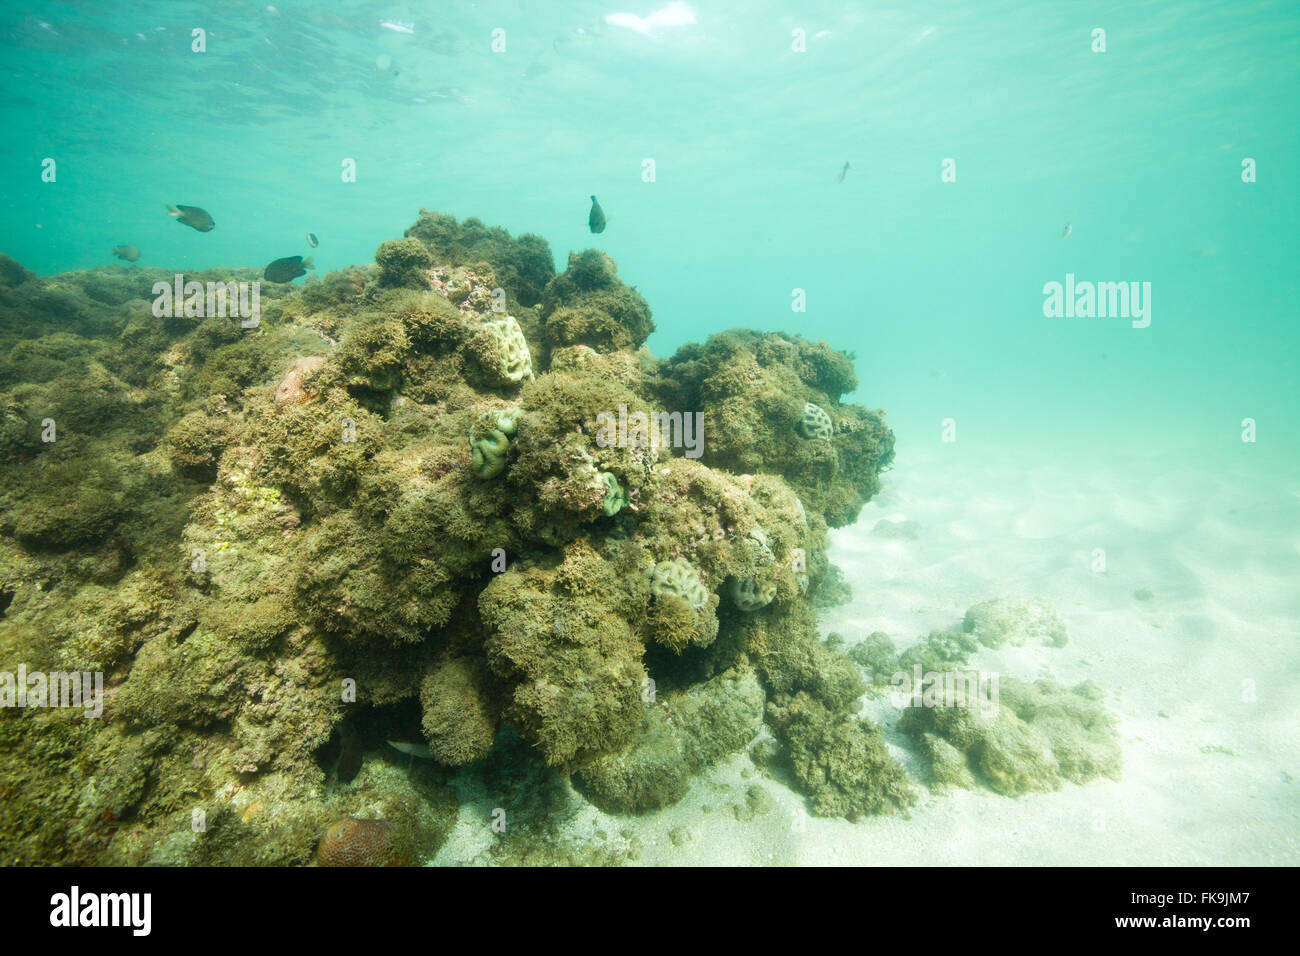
[0,212,1114,865]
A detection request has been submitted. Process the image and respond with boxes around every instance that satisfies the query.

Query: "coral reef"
[0,208,1119,866]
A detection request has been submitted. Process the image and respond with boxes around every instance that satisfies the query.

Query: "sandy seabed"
[434,438,1300,866]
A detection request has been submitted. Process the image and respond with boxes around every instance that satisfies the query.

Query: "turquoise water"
[2,2,1298,868]
[4,1,1296,456]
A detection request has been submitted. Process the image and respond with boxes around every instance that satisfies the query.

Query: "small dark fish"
[588,194,606,234]
[837,161,850,183]
[165,203,215,231]
[112,244,140,262]
[264,255,314,283]
[306,232,319,248]
[337,720,362,783]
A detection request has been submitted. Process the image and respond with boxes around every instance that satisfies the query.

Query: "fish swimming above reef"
[588,194,606,234]
[838,161,850,183]
[264,255,314,283]
[306,232,319,248]
[165,204,215,231]
[112,244,140,262]
[1061,222,1072,239]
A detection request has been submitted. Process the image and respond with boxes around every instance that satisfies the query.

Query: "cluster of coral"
[0,210,1117,865]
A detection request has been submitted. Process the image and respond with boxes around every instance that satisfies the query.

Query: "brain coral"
[482,315,533,383]
[798,401,834,441]
[649,558,710,611]
[729,574,777,612]
[316,818,398,867]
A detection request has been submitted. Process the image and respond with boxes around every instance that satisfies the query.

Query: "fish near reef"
[588,194,606,233]
[387,740,433,758]
[264,255,314,283]
[306,232,318,247]
[837,161,850,183]
[112,244,140,262]
[165,204,215,231]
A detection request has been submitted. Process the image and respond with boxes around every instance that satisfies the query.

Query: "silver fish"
[387,740,433,758]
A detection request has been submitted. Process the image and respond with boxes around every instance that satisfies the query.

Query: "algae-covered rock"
[767,693,915,820]
[419,656,498,765]
[848,631,897,684]
[0,253,34,287]
[574,666,764,813]
[479,540,649,769]
[404,208,555,308]
[812,561,852,609]
[651,329,891,527]
[539,250,654,359]
[166,409,232,480]
[900,677,1121,796]
[897,629,980,673]
[0,207,910,864]
[375,237,435,290]
[963,597,1068,648]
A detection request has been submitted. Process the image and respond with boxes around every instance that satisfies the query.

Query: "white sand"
[436,441,1300,865]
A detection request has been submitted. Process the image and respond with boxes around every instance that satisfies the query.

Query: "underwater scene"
[0,0,1296,869]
